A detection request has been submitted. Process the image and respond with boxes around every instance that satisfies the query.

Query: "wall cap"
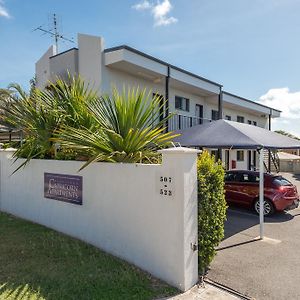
[158,147,200,154]
[0,148,17,152]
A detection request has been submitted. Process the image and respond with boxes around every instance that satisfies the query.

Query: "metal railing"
[168,113,212,131]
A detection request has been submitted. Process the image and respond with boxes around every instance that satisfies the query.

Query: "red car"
[224,170,299,216]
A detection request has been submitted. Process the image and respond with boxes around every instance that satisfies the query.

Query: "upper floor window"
[225,115,231,121]
[237,116,245,123]
[175,96,190,112]
[212,110,219,120]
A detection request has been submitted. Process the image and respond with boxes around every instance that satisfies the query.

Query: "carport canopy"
[174,119,300,239]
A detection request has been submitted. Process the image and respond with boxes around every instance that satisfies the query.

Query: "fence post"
[159,147,200,291]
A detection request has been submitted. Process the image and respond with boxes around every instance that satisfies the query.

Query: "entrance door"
[195,104,203,125]
[225,150,230,170]
[153,93,164,122]
[248,151,252,170]
[253,151,257,170]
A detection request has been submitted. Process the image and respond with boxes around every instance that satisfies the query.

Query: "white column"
[259,148,264,239]
[159,147,200,291]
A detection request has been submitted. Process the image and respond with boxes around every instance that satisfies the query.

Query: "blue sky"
[1,0,300,135]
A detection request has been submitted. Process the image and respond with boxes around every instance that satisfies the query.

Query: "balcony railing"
[168,114,212,131]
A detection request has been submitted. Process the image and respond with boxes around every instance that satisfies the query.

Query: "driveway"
[208,173,300,300]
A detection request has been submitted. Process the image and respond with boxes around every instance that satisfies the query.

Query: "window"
[195,104,203,125]
[248,120,252,125]
[175,96,189,111]
[253,121,257,126]
[153,93,164,122]
[212,110,219,120]
[235,173,259,183]
[211,150,219,162]
[273,176,292,187]
[237,116,245,123]
[225,172,235,182]
[237,150,244,161]
[225,115,231,120]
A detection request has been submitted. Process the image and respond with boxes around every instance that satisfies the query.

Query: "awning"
[174,119,300,150]
[173,119,300,240]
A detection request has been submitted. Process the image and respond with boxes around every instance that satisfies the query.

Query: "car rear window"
[273,176,292,186]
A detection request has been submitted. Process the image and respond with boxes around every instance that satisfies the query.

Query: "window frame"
[237,116,245,123]
[237,150,245,161]
[175,96,190,112]
[211,110,219,121]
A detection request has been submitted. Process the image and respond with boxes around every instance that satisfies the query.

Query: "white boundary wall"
[0,147,199,291]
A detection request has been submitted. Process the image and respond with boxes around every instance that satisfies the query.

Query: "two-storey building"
[35,33,281,170]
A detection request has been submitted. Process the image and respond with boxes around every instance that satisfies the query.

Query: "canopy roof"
[174,119,300,150]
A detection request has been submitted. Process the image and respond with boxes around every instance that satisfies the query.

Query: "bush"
[197,151,227,275]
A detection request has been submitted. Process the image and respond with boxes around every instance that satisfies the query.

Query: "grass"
[0,212,178,300]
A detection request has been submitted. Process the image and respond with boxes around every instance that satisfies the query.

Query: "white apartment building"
[35,33,281,171]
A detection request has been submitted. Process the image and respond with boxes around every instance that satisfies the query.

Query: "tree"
[0,76,177,172]
[0,77,97,172]
[56,87,177,169]
[275,130,300,141]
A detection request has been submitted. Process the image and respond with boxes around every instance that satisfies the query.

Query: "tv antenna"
[33,14,74,53]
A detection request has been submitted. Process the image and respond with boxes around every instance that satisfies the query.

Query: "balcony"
[168,114,212,131]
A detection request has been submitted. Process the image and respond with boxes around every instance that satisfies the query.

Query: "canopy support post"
[259,148,264,240]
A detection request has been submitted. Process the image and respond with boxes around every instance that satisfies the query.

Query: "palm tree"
[1,77,178,172]
[0,77,97,172]
[57,87,178,169]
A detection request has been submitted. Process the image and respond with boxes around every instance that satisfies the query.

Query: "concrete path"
[159,283,240,300]
[208,173,300,300]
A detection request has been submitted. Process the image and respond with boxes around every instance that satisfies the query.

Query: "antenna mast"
[33,14,74,53]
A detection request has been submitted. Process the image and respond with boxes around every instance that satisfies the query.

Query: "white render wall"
[35,34,273,128]
[35,45,57,89]
[0,148,199,292]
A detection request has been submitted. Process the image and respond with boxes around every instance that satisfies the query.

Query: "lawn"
[0,212,178,300]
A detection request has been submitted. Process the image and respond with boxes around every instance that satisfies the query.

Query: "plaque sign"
[44,173,83,205]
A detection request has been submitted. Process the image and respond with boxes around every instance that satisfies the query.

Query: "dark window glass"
[237,116,245,123]
[212,110,219,120]
[175,96,181,110]
[243,173,259,183]
[211,150,219,162]
[273,177,292,186]
[225,172,235,182]
[153,93,164,121]
[237,150,244,161]
[175,96,189,112]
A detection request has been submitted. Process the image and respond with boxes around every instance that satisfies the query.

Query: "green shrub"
[197,151,227,275]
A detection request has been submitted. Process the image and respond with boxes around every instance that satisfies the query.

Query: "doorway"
[248,151,252,170]
[195,104,203,125]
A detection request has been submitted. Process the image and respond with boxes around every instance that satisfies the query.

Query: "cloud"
[258,87,300,136]
[0,0,10,18]
[258,87,300,119]
[132,0,152,10]
[132,0,178,27]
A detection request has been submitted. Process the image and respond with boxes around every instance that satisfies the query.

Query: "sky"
[0,0,300,135]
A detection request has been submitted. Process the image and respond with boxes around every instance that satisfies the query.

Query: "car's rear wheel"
[254,198,275,216]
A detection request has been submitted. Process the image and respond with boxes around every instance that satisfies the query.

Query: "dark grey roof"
[174,120,300,150]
